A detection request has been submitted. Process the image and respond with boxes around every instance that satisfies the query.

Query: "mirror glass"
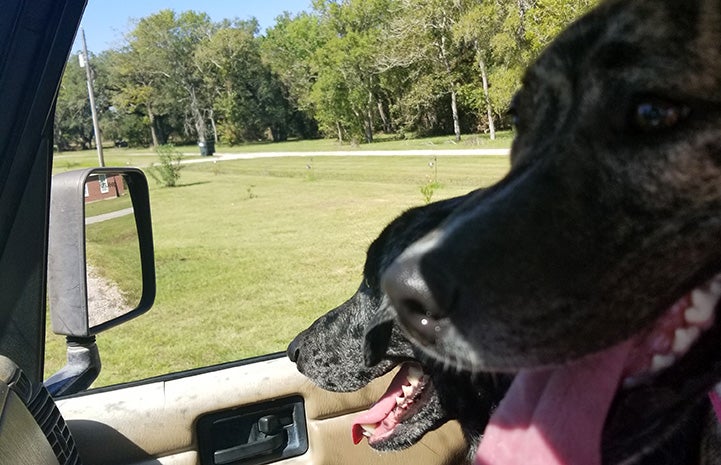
[84,173,142,329]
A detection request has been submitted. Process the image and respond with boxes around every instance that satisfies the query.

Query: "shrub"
[148,144,184,187]
[420,180,441,204]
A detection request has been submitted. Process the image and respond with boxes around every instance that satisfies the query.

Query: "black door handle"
[197,396,308,465]
[214,433,284,465]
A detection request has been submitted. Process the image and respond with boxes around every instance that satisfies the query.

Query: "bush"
[147,144,184,187]
[420,180,441,204]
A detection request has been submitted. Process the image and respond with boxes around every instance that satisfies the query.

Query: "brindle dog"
[379,0,721,463]
[287,192,507,459]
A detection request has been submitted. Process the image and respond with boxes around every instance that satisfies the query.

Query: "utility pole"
[79,27,104,167]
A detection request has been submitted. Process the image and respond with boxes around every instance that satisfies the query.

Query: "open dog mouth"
[476,271,721,465]
[351,362,433,447]
[620,272,720,386]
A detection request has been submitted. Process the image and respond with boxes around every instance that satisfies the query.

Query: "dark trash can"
[198,140,215,156]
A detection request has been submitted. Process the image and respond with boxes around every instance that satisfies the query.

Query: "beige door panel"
[58,356,467,465]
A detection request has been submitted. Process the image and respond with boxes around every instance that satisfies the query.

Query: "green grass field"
[52,131,514,173]
[45,142,512,387]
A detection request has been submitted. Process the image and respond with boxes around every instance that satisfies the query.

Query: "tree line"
[54,0,598,150]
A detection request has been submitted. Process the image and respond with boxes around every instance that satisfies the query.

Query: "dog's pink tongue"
[351,391,399,444]
[351,365,411,444]
[475,340,632,465]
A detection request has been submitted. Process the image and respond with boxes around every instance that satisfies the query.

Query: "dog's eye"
[633,98,689,131]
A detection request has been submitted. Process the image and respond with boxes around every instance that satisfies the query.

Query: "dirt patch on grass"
[87,265,133,327]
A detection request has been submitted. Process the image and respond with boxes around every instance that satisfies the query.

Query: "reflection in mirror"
[84,173,142,329]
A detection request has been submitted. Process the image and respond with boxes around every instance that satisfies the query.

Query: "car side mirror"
[45,167,155,395]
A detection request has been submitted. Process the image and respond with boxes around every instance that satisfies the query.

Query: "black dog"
[381,1,721,464]
[287,192,508,457]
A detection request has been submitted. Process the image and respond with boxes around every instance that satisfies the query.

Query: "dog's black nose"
[287,335,302,362]
[381,250,448,348]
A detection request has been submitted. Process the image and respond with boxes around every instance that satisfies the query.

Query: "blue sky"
[73,0,312,54]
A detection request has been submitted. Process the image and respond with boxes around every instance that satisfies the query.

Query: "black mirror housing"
[48,167,155,337]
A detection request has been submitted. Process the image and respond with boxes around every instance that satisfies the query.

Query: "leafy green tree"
[262,12,327,138]
[57,0,602,150]
[87,50,147,148]
[55,53,94,150]
[525,0,598,55]
[196,21,262,143]
[195,20,296,143]
[455,0,599,129]
[118,10,216,146]
[109,27,179,146]
[379,0,470,141]
[309,0,395,143]
[454,0,508,139]
[55,50,118,151]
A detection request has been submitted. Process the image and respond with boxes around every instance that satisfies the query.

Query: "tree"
[525,0,598,55]
[195,20,297,144]
[117,10,216,146]
[309,0,395,143]
[57,1,603,151]
[110,22,179,146]
[55,50,117,150]
[379,0,469,141]
[55,53,94,150]
[262,12,326,138]
[196,20,262,143]
[454,0,599,130]
[454,0,508,139]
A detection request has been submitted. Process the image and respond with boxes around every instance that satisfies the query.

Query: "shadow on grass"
[172,181,211,188]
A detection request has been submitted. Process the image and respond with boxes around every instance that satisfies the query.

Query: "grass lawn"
[85,192,133,217]
[85,213,143,314]
[208,131,515,152]
[51,131,513,173]
[45,150,511,387]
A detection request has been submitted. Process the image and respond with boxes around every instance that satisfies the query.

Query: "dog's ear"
[364,300,396,367]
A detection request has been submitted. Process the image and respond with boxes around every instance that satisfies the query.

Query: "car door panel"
[57,356,467,465]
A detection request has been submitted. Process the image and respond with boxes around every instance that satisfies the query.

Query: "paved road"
[181,148,510,165]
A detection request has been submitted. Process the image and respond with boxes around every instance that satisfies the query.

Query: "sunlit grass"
[84,193,132,217]
[85,214,143,311]
[51,131,513,174]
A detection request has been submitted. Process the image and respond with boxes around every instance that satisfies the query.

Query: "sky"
[72,0,313,54]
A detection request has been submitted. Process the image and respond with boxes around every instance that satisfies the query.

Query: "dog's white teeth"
[401,385,414,397]
[691,286,718,311]
[624,274,721,388]
[672,326,700,354]
[711,280,721,295]
[395,396,404,406]
[651,354,676,372]
[407,366,423,385]
[361,424,376,436]
[684,298,715,325]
